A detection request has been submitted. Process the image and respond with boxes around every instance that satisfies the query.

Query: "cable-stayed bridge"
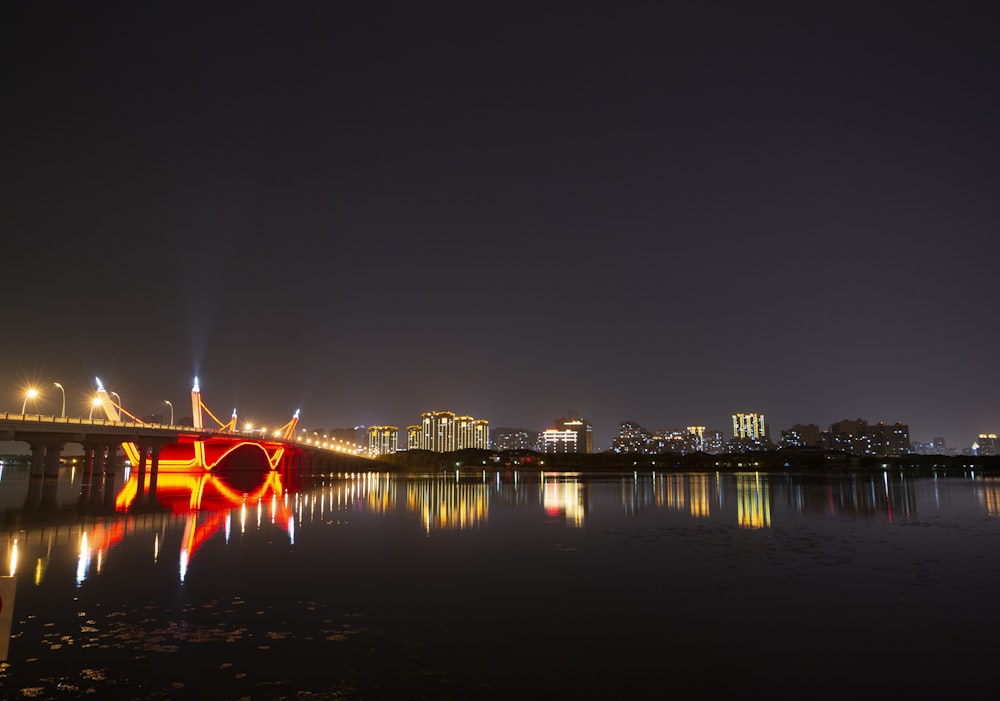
[1,377,371,511]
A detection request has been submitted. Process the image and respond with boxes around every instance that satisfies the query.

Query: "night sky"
[3,2,998,451]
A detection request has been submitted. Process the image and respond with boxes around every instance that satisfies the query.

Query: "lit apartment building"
[414,411,490,452]
[821,419,911,456]
[612,420,650,453]
[367,425,398,456]
[421,411,456,451]
[456,415,490,450]
[702,430,725,454]
[976,433,997,456]
[540,428,579,453]
[491,428,539,451]
[868,421,910,456]
[556,416,593,453]
[406,425,421,450]
[732,413,767,440]
[779,423,821,448]
[687,426,706,452]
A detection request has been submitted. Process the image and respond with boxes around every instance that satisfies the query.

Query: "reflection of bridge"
[1,377,371,510]
[2,472,295,586]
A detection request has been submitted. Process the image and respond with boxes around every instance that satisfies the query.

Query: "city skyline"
[4,4,997,458]
[1,373,989,455]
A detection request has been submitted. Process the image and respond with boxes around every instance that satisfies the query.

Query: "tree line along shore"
[373,448,1000,474]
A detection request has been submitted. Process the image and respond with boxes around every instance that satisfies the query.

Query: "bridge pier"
[148,441,162,501]
[28,441,46,478]
[134,443,148,502]
[44,441,63,478]
[131,439,168,509]
[81,443,99,501]
[284,449,304,483]
[81,441,121,505]
[28,440,66,479]
[25,472,60,510]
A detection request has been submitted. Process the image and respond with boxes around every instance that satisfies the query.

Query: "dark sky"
[3,1,998,451]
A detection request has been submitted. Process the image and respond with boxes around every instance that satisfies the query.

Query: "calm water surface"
[0,462,998,699]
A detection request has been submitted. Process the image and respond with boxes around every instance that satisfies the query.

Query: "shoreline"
[373,448,1000,474]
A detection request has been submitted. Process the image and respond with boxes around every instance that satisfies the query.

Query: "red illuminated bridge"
[1,377,373,510]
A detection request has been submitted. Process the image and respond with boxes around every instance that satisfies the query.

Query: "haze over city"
[3,2,998,452]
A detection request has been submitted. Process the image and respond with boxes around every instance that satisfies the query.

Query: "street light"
[164,400,173,425]
[21,388,39,414]
[88,396,102,420]
[53,382,65,418]
[110,392,122,420]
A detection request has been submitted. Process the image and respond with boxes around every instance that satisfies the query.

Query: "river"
[0,461,997,699]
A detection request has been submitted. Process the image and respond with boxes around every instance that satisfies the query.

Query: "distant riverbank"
[373,448,1000,474]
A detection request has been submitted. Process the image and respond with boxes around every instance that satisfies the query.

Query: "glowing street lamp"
[21,388,39,414]
[164,400,173,425]
[53,382,65,418]
[88,396,102,420]
[110,392,122,415]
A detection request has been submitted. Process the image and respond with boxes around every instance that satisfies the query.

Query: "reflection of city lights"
[542,477,584,527]
[77,533,90,586]
[978,477,1000,516]
[405,476,487,532]
[154,534,159,563]
[736,473,771,529]
[9,539,18,577]
[688,474,711,518]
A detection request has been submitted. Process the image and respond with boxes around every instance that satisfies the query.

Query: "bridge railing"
[1,413,368,454]
[0,412,178,430]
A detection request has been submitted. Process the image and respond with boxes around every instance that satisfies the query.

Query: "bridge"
[1,377,373,511]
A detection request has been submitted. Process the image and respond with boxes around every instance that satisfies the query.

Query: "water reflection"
[599,469,951,527]
[977,476,1000,515]
[736,472,771,528]
[0,465,293,589]
[407,475,489,531]
[1,464,998,591]
[541,473,584,526]
[1,463,999,697]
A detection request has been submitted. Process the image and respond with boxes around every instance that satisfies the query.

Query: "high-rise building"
[556,416,593,453]
[687,426,706,452]
[822,418,910,456]
[367,426,398,456]
[779,423,821,448]
[406,425,421,450]
[420,411,456,452]
[648,428,700,454]
[612,421,650,453]
[454,415,490,450]
[977,433,998,456]
[354,425,368,448]
[540,429,579,453]
[702,430,725,454]
[414,411,489,452]
[491,428,539,451]
[868,422,910,456]
[732,413,766,440]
